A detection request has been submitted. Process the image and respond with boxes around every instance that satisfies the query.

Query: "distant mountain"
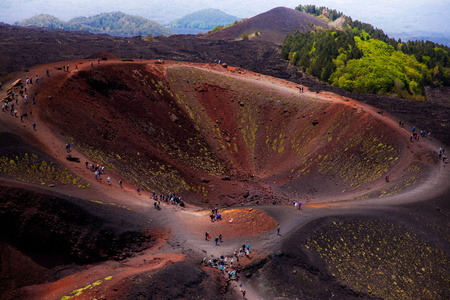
[16,12,174,37]
[205,7,328,44]
[14,14,67,29]
[168,9,241,31]
[387,31,450,47]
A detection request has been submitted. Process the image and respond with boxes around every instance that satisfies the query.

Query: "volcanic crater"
[0,59,448,300]
[35,61,434,206]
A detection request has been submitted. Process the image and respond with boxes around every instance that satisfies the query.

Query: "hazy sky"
[1,0,448,35]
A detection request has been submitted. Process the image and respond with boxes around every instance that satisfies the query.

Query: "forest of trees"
[167,9,241,30]
[295,5,343,22]
[16,12,174,37]
[282,6,450,99]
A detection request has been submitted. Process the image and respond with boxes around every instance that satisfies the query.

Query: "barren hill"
[206,6,328,44]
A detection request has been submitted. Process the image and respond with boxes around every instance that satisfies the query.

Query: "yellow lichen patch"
[306,219,449,299]
[319,126,399,187]
[0,153,89,187]
[60,277,111,300]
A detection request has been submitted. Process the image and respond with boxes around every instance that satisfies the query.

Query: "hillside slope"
[0,59,448,300]
[168,8,241,30]
[28,61,436,206]
[0,22,449,148]
[206,6,328,44]
[16,12,174,37]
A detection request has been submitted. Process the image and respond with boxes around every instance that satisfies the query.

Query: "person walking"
[32,122,36,130]
[107,177,111,184]
[277,226,280,235]
[215,237,219,246]
[119,179,123,188]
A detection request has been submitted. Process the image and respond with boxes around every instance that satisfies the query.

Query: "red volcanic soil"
[0,59,449,300]
[1,21,449,149]
[206,7,328,44]
[32,59,438,206]
[178,208,278,239]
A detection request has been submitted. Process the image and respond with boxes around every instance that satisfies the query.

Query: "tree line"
[16,12,174,37]
[295,5,343,22]
[282,6,450,99]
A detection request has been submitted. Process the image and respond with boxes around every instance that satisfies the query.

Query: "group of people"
[203,254,238,280]
[209,207,223,222]
[203,244,251,275]
[292,200,302,210]
[25,73,39,85]
[1,100,18,116]
[85,161,107,180]
[201,240,253,298]
[410,126,428,142]
[239,243,251,258]
[1,78,36,129]
[151,191,185,207]
[204,231,224,245]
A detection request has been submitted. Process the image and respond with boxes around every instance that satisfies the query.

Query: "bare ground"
[0,59,448,300]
